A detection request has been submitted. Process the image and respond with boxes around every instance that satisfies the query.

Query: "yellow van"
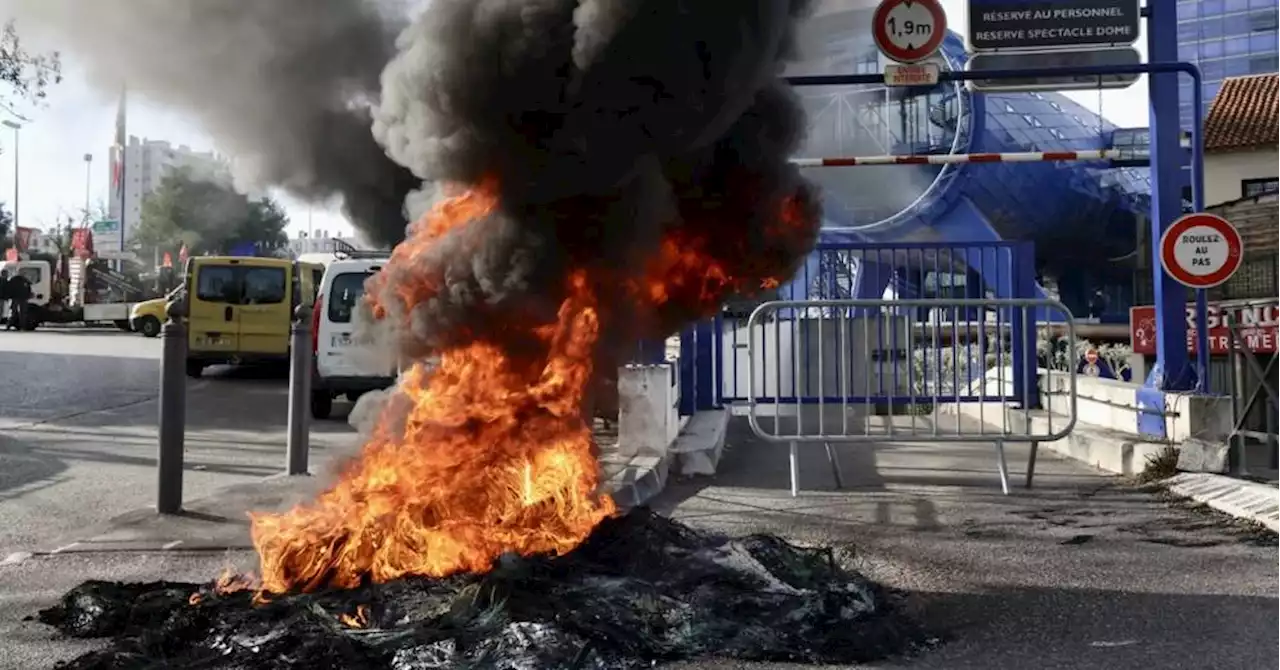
[183,257,324,378]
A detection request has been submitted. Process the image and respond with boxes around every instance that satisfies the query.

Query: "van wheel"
[185,360,205,379]
[310,391,333,420]
[137,316,162,338]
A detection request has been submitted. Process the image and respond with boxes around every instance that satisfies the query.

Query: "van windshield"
[327,272,373,324]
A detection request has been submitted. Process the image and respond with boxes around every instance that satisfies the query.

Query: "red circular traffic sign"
[1159,212,1243,289]
[873,0,948,64]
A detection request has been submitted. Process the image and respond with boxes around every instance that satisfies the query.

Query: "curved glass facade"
[790,12,1156,322]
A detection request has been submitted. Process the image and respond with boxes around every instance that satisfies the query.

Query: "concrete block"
[672,409,730,476]
[618,364,677,458]
[1176,437,1230,474]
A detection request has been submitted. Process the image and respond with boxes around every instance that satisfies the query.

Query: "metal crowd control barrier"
[744,298,1078,497]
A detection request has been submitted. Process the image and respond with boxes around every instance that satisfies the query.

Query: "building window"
[1250,9,1279,31]
[1249,54,1279,72]
[1242,178,1279,197]
[1250,33,1275,50]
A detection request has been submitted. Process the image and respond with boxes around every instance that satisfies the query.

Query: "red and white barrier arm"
[790,149,1144,167]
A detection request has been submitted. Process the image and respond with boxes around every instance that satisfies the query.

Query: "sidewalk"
[0,378,359,556]
[44,419,671,555]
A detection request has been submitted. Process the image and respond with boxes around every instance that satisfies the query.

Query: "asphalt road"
[0,327,359,557]
[0,327,159,427]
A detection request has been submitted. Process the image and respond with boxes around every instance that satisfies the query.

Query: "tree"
[0,21,61,106]
[133,167,289,260]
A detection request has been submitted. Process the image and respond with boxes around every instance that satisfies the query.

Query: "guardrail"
[743,298,1079,497]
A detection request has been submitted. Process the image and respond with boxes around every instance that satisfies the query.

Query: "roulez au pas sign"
[873,0,948,64]
[1158,212,1244,289]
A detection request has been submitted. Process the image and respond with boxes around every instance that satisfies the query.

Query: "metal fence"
[739,297,1079,497]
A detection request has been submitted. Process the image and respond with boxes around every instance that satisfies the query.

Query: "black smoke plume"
[370,0,823,356]
[12,0,419,248]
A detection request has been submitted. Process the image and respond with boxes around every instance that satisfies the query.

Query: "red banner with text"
[1130,301,1278,355]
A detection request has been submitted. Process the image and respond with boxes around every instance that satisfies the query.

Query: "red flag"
[178,243,189,264]
[112,87,128,206]
[162,252,173,268]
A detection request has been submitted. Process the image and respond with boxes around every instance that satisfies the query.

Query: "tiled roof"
[1203,73,1279,153]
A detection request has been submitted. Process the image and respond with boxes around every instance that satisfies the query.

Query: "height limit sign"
[874,0,948,64]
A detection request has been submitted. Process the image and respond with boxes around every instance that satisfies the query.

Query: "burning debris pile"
[38,510,920,669]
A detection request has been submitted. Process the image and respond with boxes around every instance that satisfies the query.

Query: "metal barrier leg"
[789,440,800,497]
[1025,440,1039,489]
[824,441,844,489]
[995,439,1010,496]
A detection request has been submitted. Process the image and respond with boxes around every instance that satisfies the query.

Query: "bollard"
[157,297,188,514]
[286,304,313,476]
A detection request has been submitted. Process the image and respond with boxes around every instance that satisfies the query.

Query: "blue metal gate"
[675,240,1044,415]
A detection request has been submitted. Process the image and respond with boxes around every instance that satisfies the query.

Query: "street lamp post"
[2,120,20,229]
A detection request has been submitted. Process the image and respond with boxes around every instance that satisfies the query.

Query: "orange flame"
[247,183,616,596]
[338,605,370,629]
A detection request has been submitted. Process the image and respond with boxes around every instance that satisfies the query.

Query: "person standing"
[0,269,9,329]
[5,270,31,331]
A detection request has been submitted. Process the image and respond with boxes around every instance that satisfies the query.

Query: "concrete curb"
[945,404,1170,476]
[1165,472,1280,532]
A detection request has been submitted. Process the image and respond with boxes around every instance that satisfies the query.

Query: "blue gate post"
[712,312,725,406]
[678,326,696,416]
[1139,0,1195,436]
[694,319,718,410]
[1010,241,1040,409]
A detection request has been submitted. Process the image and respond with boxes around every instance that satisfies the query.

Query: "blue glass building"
[789,8,1158,322]
[1176,0,1280,131]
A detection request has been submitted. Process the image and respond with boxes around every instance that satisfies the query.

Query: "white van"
[311,256,398,419]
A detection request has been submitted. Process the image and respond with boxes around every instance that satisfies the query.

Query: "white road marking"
[0,552,32,566]
[162,540,184,550]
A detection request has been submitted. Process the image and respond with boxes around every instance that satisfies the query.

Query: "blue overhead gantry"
[774,2,1206,408]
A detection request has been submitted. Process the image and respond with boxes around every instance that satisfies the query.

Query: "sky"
[0,0,1152,238]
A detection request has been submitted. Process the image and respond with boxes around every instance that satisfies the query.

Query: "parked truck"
[0,257,148,331]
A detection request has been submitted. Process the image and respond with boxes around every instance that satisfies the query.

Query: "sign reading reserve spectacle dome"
[967,0,1140,51]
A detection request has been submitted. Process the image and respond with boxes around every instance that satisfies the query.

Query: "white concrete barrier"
[618,362,681,458]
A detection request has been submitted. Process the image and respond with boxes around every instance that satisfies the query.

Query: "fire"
[240,168,815,597]
[338,605,370,629]
[248,182,616,596]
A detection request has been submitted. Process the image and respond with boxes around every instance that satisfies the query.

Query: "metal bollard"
[157,298,188,514]
[286,305,313,476]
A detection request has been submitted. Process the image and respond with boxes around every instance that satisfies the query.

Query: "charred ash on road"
[36,510,924,669]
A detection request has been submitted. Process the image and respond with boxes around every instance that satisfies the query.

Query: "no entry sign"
[1159,212,1244,289]
[873,0,948,64]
